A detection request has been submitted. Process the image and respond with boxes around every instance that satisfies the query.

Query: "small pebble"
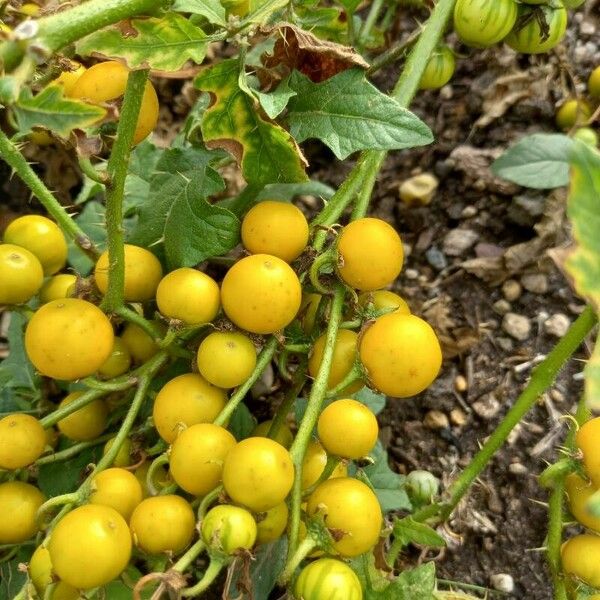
[472,394,501,420]
[496,337,514,352]
[493,299,511,315]
[502,279,522,302]
[450,408,467,427]
[502,312,531,341]
[509,462,529,476]
[490,574,515,594]
[550,389,565,404]
[425,246,448,271]
[443,228,479,257]
[399,173,439,206]
[521,273,548,295]
[454,375,467,393]
[544,313,571,338]
[461,205,478,218]
[424,410,449,430]
[405,268,419,280]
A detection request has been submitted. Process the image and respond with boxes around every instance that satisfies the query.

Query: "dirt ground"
[2,3,599,599]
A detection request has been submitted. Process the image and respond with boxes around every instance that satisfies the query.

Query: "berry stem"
[287,285,345,557]
[213,337,278,427]
[0,129,100,260]
[101,68,149,313]
[181,557,226,597]
[278,535,317,586]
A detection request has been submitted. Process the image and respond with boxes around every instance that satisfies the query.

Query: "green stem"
[81,375,138,392]
[358,0,385,48]
[35,0,167,55]
[40,389,106,428]
[411,306,597,526]
[547,481,568,600]
[197,485,223,521]
[0,129,99,260]
[146,453,169,496]
[268,362,307,441]
[547,396,589,600]
[78,157,108,185]
[324,363,363,398]
[116,306,162,341]
[287,285,345,556]
[366,28,421,77]
[214,337,278,426]
[309,248,337,294]
[172,538,207,573]
[302,456,342,498]
[37,492,80,524]
[279,536,317,585]
[181,558,226,597]
[101,69,149,313]
[313,0,456,232]
[35,434,113,466]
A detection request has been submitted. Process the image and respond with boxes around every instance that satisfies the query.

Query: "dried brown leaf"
[259,23,369,86]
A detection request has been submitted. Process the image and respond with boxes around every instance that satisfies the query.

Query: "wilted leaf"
[76,13,208,71]
[172,0,227,26]
[195,59,307,186]
[564,141,600,410]
[287,69,432,160]
[261,22,368,84]
[13,86,106,137]
[491,133,572,189]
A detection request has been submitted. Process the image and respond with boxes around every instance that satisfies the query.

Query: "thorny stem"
[311,0,456,238]
[213,337,278,427]
[101,69,149,313]
[287,285,345,558]
[357,0,385,49]
[0,129,99,260]
[410,306,597,529]
[547,396,590,600]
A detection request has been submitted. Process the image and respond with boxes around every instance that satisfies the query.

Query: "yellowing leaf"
[565,141,600,410]
[76,13,208,71]
[195,59,307,186]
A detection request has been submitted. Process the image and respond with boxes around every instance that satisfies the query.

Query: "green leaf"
[376,563,436,600]
[124,141,164,214]
[0,546,31,600]
[565,141,600,410]
[360,441,411,512]
[38,444,101,496]
[228,402,257,441]
[255,76,297,119]
[0,313,41,406]
[287,69,433,160]
[352,388,386,415]
[392,517,445,549]
[12,86,106,137]
[338,0,361,12]
[242,0,289,25]
[164,174,241,268]
[76,13,208,71]
[195,59,308,186]
[351,557,436,599]
[229,537,288,599]
[67,201,107,274]
[491,133,573,189]
[172,0,227,26]
[294,6,349,43]
[129,147,239,268]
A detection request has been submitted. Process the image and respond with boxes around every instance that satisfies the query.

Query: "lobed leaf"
[76,13,208,71]
[195,59,308,186]
[491,133,573,189]
[287,69,433,160]
[172,0,227,26]
[13,86,106,137]
[564,141,600,410]
[129,147,239,269]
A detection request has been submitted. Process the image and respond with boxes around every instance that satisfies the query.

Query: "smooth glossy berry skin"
[453,0,518,48]
[0,413,46,470]
[336,218,404,291]
[561,534,600,588]
[294,558,363,600]
[0,243,44,304]
[505,5,567,54]
[0,481,45,543]
[201,505,257,554]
